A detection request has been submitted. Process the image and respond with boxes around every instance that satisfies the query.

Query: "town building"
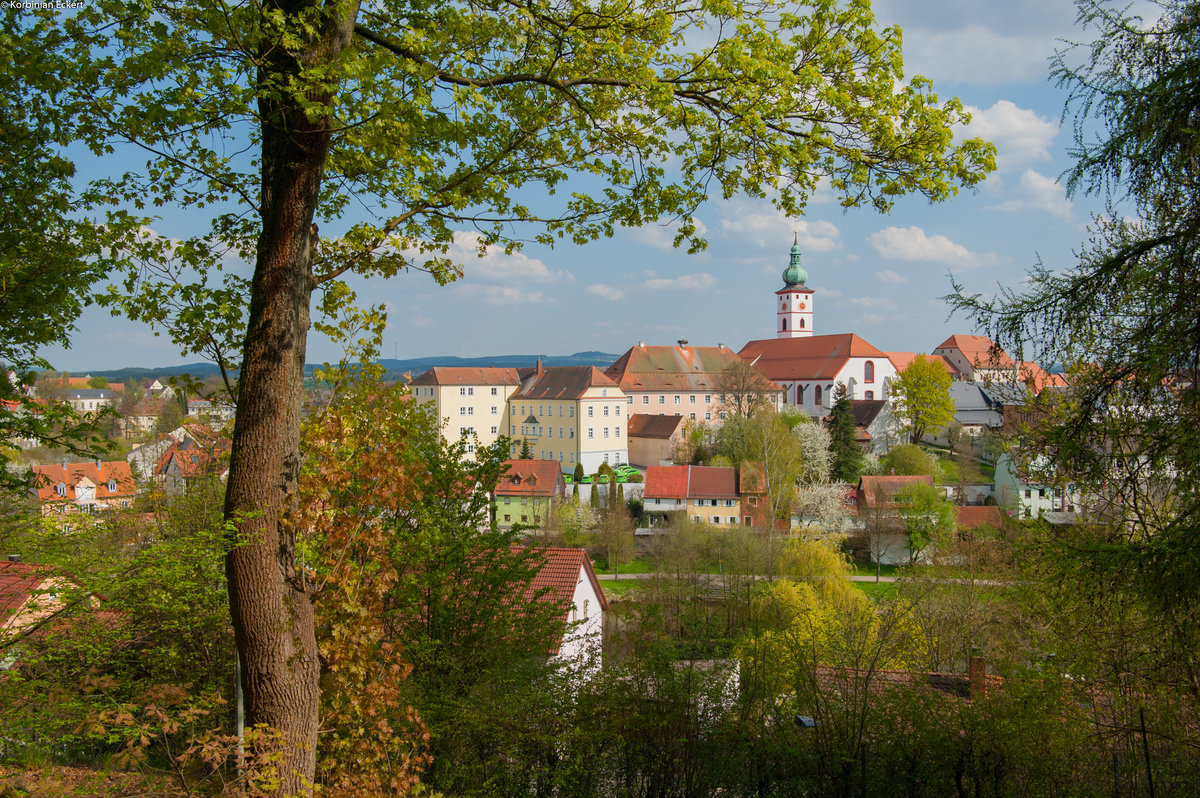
[493,459,566,530]
[410,367,521,457]
[775,237,815,338]
[507,365,628,472]
[740,334,897,415]
[605,342,779,425]
[932,335,1016,384]
[524,547,607,665]
[994,452,1082,522]
[64,388,115,416]
[29,460,138,515]
[643,465,743,527]
[626,414,686,467]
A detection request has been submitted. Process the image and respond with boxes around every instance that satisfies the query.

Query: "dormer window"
[55,482,67,497]
[107,480,117,493]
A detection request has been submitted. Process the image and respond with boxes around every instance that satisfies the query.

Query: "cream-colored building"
[410,367,521,457]
[508,365,629,473]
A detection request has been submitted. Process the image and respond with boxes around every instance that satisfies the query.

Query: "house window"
[720,412,727,420]
[460,407,468,415]
[559,405,563,416]
[690,413,696,420]
[744,516,752,525]
[491,387,498,396]
[643,396,649,404]
[491,426,498,434]
[587,406,593,417]
[674,395,680,404]
[658,396,665,404]
[601,389,608,396]
[588,428,594,439]
[705,412,711,421]
[749,496,758,507]
[799,318,806,329]
[569,428,575,438]
[491,406,498,414]
[569,453,574,462]
[504,514,511,521]
[603,406,609,416]
[511,425,516,434]
[864,360,875,383]
[603,428,609,438]
[107,480,117,492]
[712,515,720,524]
[815,385,822,404]
[1024,489,1032,499]
[559,428,564,438]
[729,517,737,524]
[865,391,874,400]
[615,427,621,437]
[569,406,575,417]
[466,443,475,454]
[689,395,696,404]
[615,405,621,416]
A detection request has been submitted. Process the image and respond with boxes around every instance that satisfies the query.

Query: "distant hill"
[86,352,622,383]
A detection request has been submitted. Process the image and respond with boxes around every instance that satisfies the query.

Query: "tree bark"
[223,3,358,793]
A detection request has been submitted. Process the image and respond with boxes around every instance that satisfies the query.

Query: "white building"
[410,367,522,458]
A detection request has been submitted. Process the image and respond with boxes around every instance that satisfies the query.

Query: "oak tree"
[34,0,993,788]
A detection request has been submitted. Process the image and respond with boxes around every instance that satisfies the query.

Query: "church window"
[815,385,822,404]
[782,319,788,331]
[865,391,874,400]
[864,361,875,383]
[799,318,805,329]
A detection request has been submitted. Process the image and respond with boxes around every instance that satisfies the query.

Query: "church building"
[739,239,897,416]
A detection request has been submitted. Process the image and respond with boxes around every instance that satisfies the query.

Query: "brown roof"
[955,505,1004,530]
[30,461,137,503]
[627,413,685,439]
[1018,361,1069,391]
[739,334,890,381]
[934,335,1014,369]
[605,344,768,393]
[495,460,565,498]
[0,561,54,625]
[511,366,619,400]
[128,396,169,418]
[410,367,522,387]
[887,352,960,376]
[738,462,766,494]
[165,439,231,479]
[858,474,935,509]
[644,465,738,500]
[847,399,886,428]
[524,547,608,654]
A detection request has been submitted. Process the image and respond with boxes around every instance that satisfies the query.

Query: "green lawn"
[850,562,902,578]
[853,580,899,601]
[598,579,644,597]
[594,556,654,576]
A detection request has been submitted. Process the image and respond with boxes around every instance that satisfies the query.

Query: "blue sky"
[45,0,1129,372]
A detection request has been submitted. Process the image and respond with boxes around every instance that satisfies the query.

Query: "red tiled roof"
[858,474,934,509]
[887,352,959,376]
[627,413,685,439]
[165,439,231,478]
[511,366,619,400]
[0,561,54,624]
[410,367,522,386]
[30,461,137,503]
[934,335,1014,369]
[644,465,738,500]
[605,344,773,393]
[1018,361,1069,391]
[739,334,889,381]
[524,547,608,654]
[644,465,690,499]
[495,459,565,498]
[955,505,1004,530]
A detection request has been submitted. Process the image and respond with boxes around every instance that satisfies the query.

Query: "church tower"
[776,236,814,338]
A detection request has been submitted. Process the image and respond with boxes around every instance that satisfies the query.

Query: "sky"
[43,0,1133,372]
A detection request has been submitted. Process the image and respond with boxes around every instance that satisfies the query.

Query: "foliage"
[827,382,864,482]
[890,354,955,444]
[792,418,832,486]
[894,482,956,565]
[715,359,778,420]
[880,443,936,476]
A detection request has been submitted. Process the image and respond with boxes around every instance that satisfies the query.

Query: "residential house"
[887,351,961,381]
[64,388,115,416]
[29,460,137,516]
[739,333,897,416]
[143,378,175,399]
[922,382,1004,447]
[157,435,232,495]
[844,399,905,455]
[853,474,936,565]
[525,547,608,665]
[123,395,169,437]
[186,398,236,425]
[0,559,101,668]
[932,335,1016,385]
[604,342,780,425]
[493,459,567,530]
[507,364,629,472]
[410,367,521,458]
[627,413,686,467]
[643,465,742,527]
[994,452,1082,522]
[954,505,1004,533]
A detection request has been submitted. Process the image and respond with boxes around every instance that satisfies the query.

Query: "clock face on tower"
[800,303,806,310]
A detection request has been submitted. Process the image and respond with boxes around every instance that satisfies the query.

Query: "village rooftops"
[409,366,522,387]
[644,465,739,500]
[627,413,685,439]
[605,343,772,393]
[935,334,1015,369]
[739,333,890,381]
[511,366,619,400]
[30,460,137,504]
[495,459,565,498]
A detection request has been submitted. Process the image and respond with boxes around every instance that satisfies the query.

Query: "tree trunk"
[223,4,358,794]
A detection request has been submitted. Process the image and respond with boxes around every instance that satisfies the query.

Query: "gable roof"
[0,561,55,628]
[163,438,232,479]
[524,547,608,654]
[627,413,685,439]
[935,335,1015,369]
[410,367,522,387]
[496,459,565,498]
[858,474,935,509]
[605,344,770,393]
[887,352,960,376]
[847,399,887,428]
[644,465,739,500]
[30,461,137,503]
[511,366,619,400]
[1018,361,1069,391]
[739,334,890,381]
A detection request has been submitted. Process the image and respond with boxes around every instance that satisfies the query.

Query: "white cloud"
[875,270,907,284]
[990,169,1074,219]
[628,217,709,251]
[642,273,717,291]
[457,283,546,306]
[718,201,840,251]
[868,226,1003,268]
[961,101,1059,169]
[409,314,434,328]
[846,297,900,312]
[444,231,569,283]
[588,284,626,301]
[900,24,1060,86]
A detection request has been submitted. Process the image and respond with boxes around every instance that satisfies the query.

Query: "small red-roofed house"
[627,413,686,467]
[0,559,100,669]
[644,465,742,527]
[855,474,937,565]
[524,547,608,664]
[29,460,137,516]
[933,335,1016,385]
[954,505,1004,533]
[493,459,566,530]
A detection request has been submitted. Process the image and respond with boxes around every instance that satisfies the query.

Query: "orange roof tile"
[511,366,619,400]
[627,413,685,439]
[0,561,54,623]
[495,460,565,498]
[887,352,960,376]
[644,465,738,500]
[30,461,137,504]
[935,335,1014,369]
[955,505,1004,530]
[605,344,774,393]
[858,474,934,509]
[410,367,522,386]
[739,334,889,381]
[523,547,608,654]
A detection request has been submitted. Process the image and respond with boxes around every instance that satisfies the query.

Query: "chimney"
[95,458,103,471]
[536,358,544,376]
[61,459,67,470]
[637,341,645,347]
[7,554,21,563]
[968,656,987,697]
[677,338,689,348]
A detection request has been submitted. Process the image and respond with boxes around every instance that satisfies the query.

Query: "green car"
[563,473,573,484]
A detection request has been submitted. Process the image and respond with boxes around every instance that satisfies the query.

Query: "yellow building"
[507,365,629,473]
[410,367,521,458]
